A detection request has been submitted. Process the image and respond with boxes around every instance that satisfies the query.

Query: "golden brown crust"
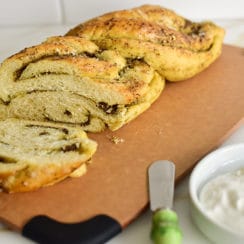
[1,161,81,193]
[66,5,225,81]
[68,15,213,52]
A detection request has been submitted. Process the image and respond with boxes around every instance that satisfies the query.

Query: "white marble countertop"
[0,19,243,244]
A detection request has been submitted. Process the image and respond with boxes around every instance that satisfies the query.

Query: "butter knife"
[148,160,182,244]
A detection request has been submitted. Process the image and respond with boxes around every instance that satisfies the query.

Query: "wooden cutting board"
[0,45,244,234]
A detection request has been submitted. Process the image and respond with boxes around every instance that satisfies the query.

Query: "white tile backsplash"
[0,0,243,26]
[61,0,155,24]
[62,0,244,24]
[0,0,62,26]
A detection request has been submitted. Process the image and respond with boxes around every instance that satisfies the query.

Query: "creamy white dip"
[200,168,244,234]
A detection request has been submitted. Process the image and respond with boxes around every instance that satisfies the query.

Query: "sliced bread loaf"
[0,36,165,132]
[0,119,97,193]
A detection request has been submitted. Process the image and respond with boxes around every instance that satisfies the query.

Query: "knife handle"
[151,209,182,244]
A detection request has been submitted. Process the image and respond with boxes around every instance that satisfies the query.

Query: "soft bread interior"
[0,119,97,192]
[0,100,7,120]
[0,36,165,132]
[7,70,163,132]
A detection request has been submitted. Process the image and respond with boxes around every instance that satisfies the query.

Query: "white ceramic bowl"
[189,143,244,244]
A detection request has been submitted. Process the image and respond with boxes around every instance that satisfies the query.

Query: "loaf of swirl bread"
[0,36,165,132]
[0,119,97,193]
[67,4,225,81]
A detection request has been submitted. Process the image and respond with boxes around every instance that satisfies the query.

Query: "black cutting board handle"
[22,214,121,244]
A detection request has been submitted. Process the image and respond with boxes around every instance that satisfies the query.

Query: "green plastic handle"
[151,209,182,244]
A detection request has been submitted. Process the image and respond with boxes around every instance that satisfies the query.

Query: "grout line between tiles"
[58,0,66,25]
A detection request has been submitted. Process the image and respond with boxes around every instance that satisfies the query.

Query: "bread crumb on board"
[107,135,125,144]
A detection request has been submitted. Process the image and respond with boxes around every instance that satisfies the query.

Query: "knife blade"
[148,160,182,244]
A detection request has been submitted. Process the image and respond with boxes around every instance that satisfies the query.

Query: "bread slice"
[66,4,225,81]
[0,36,165,132]
[0,100,7,120]
[0,119,97,193]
